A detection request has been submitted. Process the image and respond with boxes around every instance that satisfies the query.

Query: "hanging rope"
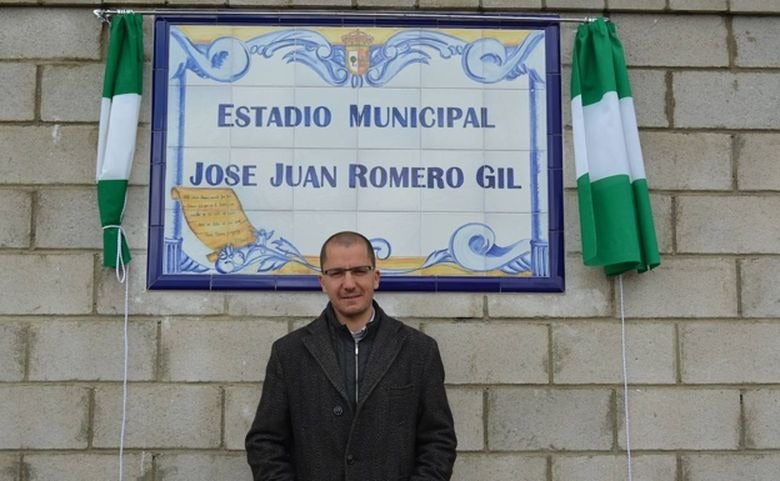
[618,274,633,481]
[103,224,130,481]
[118,263,129,481]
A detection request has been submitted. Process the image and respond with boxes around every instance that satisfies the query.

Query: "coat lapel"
[301,315,350,404]
[357,311,409,408]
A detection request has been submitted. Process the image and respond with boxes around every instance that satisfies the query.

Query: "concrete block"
[734,17,780,67]
[488,388,612,450]
[357,0,416,6]
[560,24,578,67]
[0,125,98,185]
[670,0,727,10]
[0,323,25,382]
[228,291,325,318]
[0,8,100,60]
[620,257,738,318]
[681,323,780,383]
[41,63,152,124]
[618,388,740,449]
[0,254,93,315]
[737,134,780,191]
[553,454,676,481]
[35,187,148,250]
[98,0,163,4]
[446,387,484,451]
[547,0,603,9]
[97,254,225,316]
[225,385,262,450]
[682,454,780,481]
[374,292,483,318]
[630,69,669,128]
[553,322,675,384]
[565,191,673,255]
[156,454,250,481]
[453,453,546,481]
[642,132,732,190]
[166,0,228,5]
[227,0,288,6]
[742,257,780,318]
[0,386,89,449]
[0,63,35,121]
[41,64,102,122]
[608,0,665,9]
[25,453,152,481]
[487,255,612,318]
[564,191,579,253]
[562,67,572,126]
[745,389,780,448]
[418,0,480,7]
[289,0,350,5]
[731,0,780,12]
[0,190,32,248]
[563,129,575,186]
[610,14,728,67]
[651,194,673,255]
[425,322,548,384]
[130,124,152,186]
[0,454,17,481]
[678,196,780,254]
[28,320,157,381]
[161,319,286,382]
[674,72,780,129]
[93,384,221,448]
[482,0,542,9]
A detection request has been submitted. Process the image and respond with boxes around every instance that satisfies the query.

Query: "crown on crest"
[341,29,374,47]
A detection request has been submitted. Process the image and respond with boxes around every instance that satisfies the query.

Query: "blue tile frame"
[147,12,565,292]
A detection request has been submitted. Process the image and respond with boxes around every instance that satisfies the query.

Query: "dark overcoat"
[245,303,457,481]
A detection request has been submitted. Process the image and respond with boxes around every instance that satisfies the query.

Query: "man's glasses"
[321,265,374,279]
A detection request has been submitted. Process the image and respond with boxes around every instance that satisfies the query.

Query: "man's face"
[319,242,380,326]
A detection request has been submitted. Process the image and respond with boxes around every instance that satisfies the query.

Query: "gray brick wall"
[1,3,778,481]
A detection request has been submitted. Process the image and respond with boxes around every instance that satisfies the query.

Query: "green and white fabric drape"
[571,18,660,276]
[96,13,143,269]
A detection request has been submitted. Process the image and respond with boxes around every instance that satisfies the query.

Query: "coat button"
[346,454,354,465]
[333,405,344,416]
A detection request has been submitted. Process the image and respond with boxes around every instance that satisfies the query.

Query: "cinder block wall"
[1,2,779,480]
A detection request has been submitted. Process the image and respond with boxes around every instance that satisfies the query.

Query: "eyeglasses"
[321,265,374,279]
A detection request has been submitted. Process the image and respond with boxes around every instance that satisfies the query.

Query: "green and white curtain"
[96,13,143,269]
[571,18,660,276]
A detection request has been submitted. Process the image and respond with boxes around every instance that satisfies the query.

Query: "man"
[246,231,457,481]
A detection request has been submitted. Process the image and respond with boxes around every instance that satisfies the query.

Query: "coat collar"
[301,301,408,407]
[301,306,348,403]
[357,303,407,408]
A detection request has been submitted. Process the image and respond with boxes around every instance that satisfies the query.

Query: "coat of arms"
[342,29,373,75]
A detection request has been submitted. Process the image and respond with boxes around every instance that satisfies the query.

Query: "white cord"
[102,224,130,481]
[119,263,129,481]
[618,274,633,481]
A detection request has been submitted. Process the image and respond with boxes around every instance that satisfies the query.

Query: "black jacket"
[245,302,457,481]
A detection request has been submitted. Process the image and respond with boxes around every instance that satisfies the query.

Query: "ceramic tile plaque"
[148,12,564,291]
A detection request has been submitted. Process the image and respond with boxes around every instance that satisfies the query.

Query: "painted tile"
[179,85,233,148]
[481,149,539,214]
[227,87,296,148]
[420,88,487,150]
[292,211,358,255]
[292,149,358,211]
[293,86,359,149]
[357,211,423,258]
[231,148,295,211]
[420,149,485,213]
[356,87,422,149]
[353,149,422,212]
